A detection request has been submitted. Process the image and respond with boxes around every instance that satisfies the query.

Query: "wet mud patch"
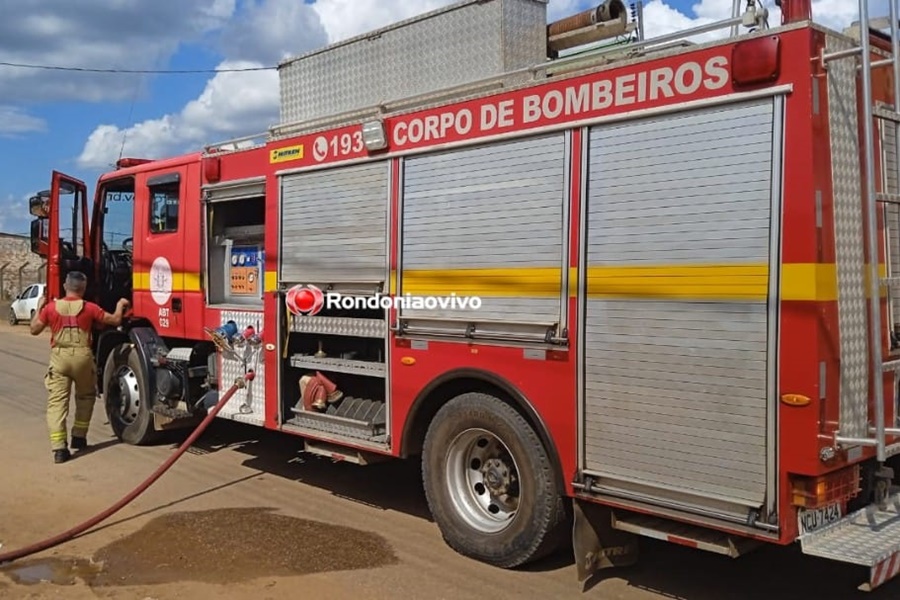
[0,557,102,586]
[90,507,398,586]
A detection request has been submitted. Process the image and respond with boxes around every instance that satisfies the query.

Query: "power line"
[0,61,275,74]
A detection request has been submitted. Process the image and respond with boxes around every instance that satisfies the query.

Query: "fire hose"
[0,371,254,565]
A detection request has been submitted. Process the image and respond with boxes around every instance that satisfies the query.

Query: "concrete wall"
[0,234,45,301]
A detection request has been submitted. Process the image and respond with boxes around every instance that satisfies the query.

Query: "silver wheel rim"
[445,428,520,534]
[115,365,141,424]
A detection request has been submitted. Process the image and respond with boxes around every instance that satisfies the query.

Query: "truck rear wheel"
[421,392,567,568]
[103,344,159,446]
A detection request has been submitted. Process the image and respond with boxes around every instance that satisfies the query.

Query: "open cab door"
[29,171,92,301]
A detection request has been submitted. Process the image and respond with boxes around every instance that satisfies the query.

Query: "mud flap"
[572,498,639,582]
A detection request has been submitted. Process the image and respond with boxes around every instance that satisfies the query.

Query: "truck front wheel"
[421,392,568,568]
[103,344,159,446]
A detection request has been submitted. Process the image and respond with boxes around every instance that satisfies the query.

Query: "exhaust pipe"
[547,0,631,56]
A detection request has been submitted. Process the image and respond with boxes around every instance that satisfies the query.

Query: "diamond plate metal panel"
[826,34,870,439]
[277,0,547,126]
[217,310,265,425]
[800,492,900,567]
[290,315,385,338]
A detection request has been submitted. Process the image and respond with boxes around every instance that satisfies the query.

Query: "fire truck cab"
[26,0,900,592]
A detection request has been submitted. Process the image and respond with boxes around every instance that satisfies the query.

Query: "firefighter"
[29,271,130,464]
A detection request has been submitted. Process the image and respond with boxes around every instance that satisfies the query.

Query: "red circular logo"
[286,284,324,316]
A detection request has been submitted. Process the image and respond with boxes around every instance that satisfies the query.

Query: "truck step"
[800,491,900,592]
[151,404,195,420]
[302,439,388,465]
[610,512,761,558]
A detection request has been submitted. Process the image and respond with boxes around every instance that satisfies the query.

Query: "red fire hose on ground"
[0,372,254,565]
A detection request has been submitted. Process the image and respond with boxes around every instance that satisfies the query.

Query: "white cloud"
[0,106,46,138]
[78,0,331,169]
[640,0,889,42]
[78,60,280,169]
[77,0,885,169]
[220,0,328,64]
[0,193,34,235]
[77,0,597,166]
[0,0,237,104]
[311,0,456,45]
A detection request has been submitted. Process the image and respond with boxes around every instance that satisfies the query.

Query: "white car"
[8,283,45,325]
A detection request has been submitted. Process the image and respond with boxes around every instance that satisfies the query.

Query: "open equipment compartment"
[277,160,391,447]
[205,186,266,308]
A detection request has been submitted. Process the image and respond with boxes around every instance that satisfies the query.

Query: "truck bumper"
[800,491,900,592]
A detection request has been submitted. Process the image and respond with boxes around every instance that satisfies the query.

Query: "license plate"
[797,503,842,535]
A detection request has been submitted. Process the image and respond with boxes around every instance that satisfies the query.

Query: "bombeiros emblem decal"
[285,284,325,316]
[149,256,173,306]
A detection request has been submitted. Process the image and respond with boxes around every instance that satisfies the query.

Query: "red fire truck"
[25,0,900,591]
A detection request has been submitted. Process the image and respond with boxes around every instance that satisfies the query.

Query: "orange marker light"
[781,394,811,407]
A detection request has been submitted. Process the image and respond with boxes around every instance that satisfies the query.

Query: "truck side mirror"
[30,218,48,257]
[29,191,50,218]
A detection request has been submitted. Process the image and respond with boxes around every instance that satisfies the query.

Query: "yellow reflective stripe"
[73,420,91,428]
[134,272,279,293]
[49,432,67,441]
[390,263,886,302]
[401,267,563,298]
[133,272,202,292]
[586,264,767,300]
[130,263,886,302]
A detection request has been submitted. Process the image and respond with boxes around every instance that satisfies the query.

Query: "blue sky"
[0,0,877,238]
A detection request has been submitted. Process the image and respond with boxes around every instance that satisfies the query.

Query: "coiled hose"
[0,371,254,565]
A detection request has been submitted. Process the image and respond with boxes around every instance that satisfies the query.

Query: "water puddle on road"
[0,557,102,586]
[0,507,398,588]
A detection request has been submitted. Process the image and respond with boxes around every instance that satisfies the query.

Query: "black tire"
[8,308,17,326]
[421,392,568,568]
[103,344,159,445]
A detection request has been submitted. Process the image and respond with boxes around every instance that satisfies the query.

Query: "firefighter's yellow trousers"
[45,347,96,451]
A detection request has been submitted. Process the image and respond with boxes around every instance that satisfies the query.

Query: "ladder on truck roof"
[803,0,900,593]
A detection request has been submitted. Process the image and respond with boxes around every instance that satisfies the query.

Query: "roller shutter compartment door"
[280,162,389,285]
[582,98,777,512]
[400,133,566,323]
[205,179,265,203]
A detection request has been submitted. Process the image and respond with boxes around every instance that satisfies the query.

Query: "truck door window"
[102,186,135,248]
[148,174,180,234]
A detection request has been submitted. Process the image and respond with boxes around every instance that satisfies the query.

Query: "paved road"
[0,322,897,600]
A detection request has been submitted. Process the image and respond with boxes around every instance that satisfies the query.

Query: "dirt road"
[0,323,897,600]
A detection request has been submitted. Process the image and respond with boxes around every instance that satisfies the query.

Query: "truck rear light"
[790,464,861,509]
[731,35,781,87]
